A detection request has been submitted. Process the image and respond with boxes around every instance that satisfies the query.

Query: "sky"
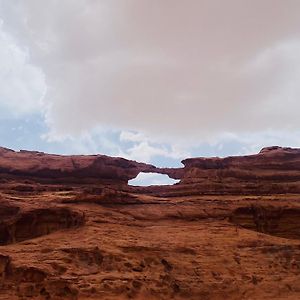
[1,0,300,171]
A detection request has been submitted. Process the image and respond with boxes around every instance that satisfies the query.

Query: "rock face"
[0,146,300,300]
[0,206,85,245]
[0,147,158,184]
[179,146,300,194]
[1,146,300,193]
[229,206,300,240]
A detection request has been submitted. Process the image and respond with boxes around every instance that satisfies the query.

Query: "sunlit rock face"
[1,146,300,299]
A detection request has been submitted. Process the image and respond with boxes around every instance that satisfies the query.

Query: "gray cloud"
[1,0,300,141]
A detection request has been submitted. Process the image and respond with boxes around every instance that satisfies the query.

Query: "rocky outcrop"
[0,147,159,184]
[1,146,300,299]
[178,146,300,195]
[2,146,300,195]
[229,206,300,239]
[0,206,85,245]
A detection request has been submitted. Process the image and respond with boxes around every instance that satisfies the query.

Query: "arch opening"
[128,172,180,187]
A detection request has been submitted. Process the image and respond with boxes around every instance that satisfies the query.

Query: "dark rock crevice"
[0,208,85,245]
[229,206,300,240]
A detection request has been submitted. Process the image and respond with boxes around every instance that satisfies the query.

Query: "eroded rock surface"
[0,206,85,245]
[229,206,300,240]
[0,147,159,184]
[179,146,300,195]
[0,146,300,299]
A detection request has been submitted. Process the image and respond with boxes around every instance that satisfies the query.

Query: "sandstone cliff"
[0,146,300,300]
[178,146,300,195]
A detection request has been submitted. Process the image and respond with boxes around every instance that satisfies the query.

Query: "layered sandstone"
[0,147,158,184]
[179,146,300,194]
[0,146,300,300]
[1,146,300,194]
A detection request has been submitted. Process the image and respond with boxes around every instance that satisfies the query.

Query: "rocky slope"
[0,146,300,299]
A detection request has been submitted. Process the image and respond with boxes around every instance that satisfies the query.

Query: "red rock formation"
[0,147,160,184]
[2,146,300,194]
[0,146,300,299]
[178,146,300,195]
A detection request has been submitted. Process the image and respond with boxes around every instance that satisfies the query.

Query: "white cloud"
[1,0,300,155]
[119,130,189,162]
[128,172,179,186]
[120,131,146,143]
[0,19,46,118]
[121,141,181,163]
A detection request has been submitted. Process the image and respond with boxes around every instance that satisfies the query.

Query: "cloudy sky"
[1,0,300,168]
